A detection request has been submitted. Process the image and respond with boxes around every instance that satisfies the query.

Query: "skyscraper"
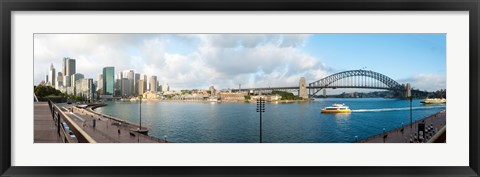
[47,64,55,86]
[56,72,64,90]
[71,73,84,95]
[115,72,122,97]
[137,80,145,96]
[122,70,134,96]
[97,74,103,92]
[102,67,115,95]
[141,74,147,92]
[63,57,76,76]
[134,73,140,95]
[149,76,157,93]
[62,57,76,87]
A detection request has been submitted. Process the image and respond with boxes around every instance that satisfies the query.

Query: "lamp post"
[139,96,142,131]
[256,97,265,143]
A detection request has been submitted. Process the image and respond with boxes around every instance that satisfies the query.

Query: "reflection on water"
[95,98,446,143]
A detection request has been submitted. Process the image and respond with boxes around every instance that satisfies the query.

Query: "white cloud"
[34,34,329,90]
[398,73,446,92]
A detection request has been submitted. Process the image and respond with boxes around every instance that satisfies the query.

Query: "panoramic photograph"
[33,34,446,143]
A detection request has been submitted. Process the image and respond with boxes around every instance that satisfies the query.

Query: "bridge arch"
[308,70,403,96]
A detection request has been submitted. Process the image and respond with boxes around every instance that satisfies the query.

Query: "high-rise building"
[47,64,55,86]
[114,72,122,97]
[137,80,145,96]
[149,76,157,93]
[141,74,147,92]
[134,73,140,95]
[64,57,76,76]
[56,72,64,90]
[97,74,103,92]
[102,67,115,95]
[71,73,84,95]
[121,78,129,97]
[75,78,94,102]
[122,70,134,97]
[62,57,76,87]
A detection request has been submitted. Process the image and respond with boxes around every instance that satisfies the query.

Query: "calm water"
[95,98,446,143]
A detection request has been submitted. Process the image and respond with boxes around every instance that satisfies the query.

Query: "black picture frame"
[1,0,479,176]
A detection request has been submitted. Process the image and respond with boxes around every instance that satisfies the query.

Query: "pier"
[35,101,166,143]
[358,110,446,143]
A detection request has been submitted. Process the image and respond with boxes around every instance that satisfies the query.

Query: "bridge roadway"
[58,103,165,143]
[238,86,395,91]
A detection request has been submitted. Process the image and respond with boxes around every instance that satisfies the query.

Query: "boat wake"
[352,106,446,112]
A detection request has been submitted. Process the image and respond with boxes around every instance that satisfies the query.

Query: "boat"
[420,98,446,104]
[321,103,352,113]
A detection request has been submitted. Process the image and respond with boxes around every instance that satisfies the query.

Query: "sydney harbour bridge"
[238,69,412,98]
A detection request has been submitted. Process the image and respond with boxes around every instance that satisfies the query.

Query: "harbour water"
[94,98,446,143]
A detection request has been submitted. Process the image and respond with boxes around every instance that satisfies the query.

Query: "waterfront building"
[219,92,247,102]
[142,91,159,100]
[71,73,84,95]
[102,67,115,96]
[149,76,158,93]
[137,80,145,96]
[47,64,55,86]
[161,83,170,92]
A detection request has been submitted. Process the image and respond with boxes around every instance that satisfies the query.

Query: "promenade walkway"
[359,110,446,143]
[59,103,165,143]
[34,102,62,143]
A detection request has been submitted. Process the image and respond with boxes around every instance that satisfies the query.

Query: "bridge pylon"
[299,77,308,99]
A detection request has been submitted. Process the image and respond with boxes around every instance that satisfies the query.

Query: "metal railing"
[47,100,97,143]
[427,126,446,143]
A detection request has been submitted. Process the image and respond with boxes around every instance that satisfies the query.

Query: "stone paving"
[359,110,446,143]
[58,103,165,143]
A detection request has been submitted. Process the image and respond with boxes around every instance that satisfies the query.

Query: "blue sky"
[34,34,446,92]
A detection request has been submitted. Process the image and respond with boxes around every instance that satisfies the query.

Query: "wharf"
[359,110,446,143]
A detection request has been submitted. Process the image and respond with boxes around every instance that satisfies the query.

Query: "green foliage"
[272,91,301,100]
[34,85,62,98]
[181,90,192,95]
[244,95,251,100]
[207,90,212,94]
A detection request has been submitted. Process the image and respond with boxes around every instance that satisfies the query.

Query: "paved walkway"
[60,103,165,143]
[359,110,446,143]
[34,102,62,143]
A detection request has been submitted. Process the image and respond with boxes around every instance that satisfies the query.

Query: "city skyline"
[34,34,446,91]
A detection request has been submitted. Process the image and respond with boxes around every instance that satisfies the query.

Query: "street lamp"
[256,97,265,143]
[139,96,142,131]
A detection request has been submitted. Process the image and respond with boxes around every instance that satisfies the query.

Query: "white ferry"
[321,103,352,113]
